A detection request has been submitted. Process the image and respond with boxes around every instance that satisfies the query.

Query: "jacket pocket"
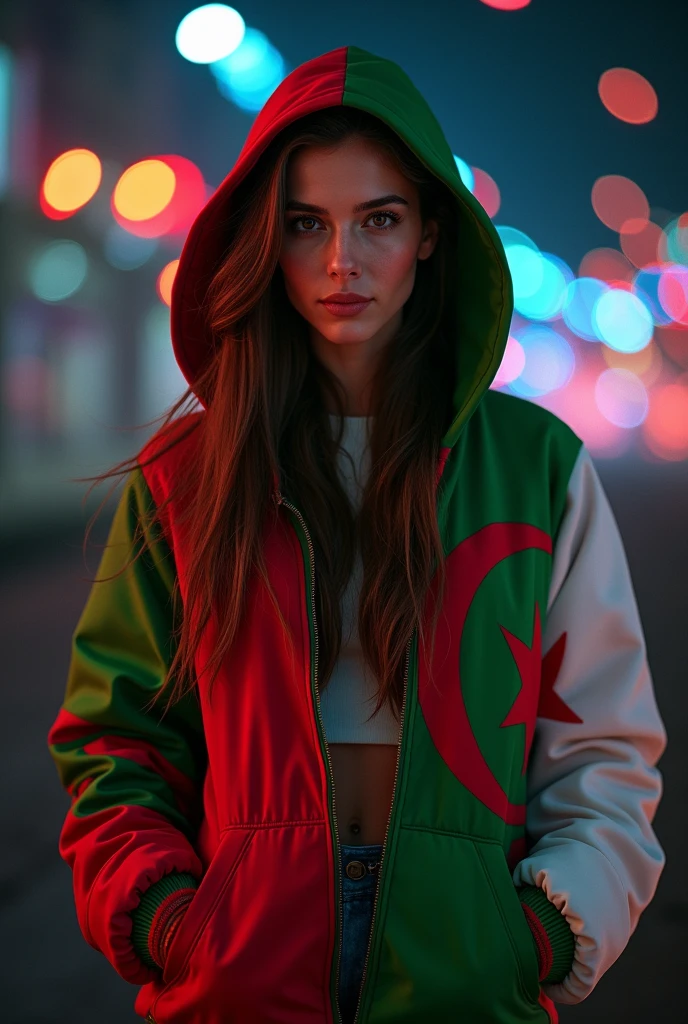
[161,826,256,988]
[474,840,541,1006]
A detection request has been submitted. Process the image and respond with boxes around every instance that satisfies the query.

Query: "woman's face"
[278,134,438,414]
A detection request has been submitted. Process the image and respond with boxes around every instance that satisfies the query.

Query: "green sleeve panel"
[47,466,207,982]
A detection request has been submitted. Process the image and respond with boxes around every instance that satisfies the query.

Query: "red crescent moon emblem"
[418,522,552,824]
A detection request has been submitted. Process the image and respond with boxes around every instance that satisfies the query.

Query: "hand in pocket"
[160,900,194,970]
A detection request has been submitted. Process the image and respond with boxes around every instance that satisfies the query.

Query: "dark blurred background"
[0,1,686,1020]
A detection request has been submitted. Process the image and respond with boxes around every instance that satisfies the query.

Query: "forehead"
[286,136,408,193]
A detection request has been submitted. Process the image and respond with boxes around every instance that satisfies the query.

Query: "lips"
[321,293,371,303]
[321,299,372,317]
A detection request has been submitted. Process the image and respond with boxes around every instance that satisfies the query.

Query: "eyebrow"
[285,193,409,215]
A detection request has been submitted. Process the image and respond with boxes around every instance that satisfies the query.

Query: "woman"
[48,45,666,1024]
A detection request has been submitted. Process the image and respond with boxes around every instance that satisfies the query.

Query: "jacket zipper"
[274,489,345,1023]
[274,488,414,1024]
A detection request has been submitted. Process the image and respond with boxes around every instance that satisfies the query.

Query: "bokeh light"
[157,260,180,306]
[620,219,663,268]
[513,252,572,320]
[655,324,688,369]
[479,0,532,9]
[598,68,658,124]
[104,224,159,270]
[505,245,543,301]
[113,160,176,221]
[175,4,245,64]
[642,382,688,460]
[633,265,674,325]
[28,240,88,302]
[41,149,102,218]
[112,156,206,238]
[491,334,526,388]
[507,324,575,397]
[495,225,538,253]
[471,166,500,218]
[595,368,649,428]
[659,214,688,265]
[453,155,474,192]
[592,175,649,232]
[562,277,609,341]
[579,247,635,286]
[593,288,653,352]
[658,265,688,324]
[210,27,286,112]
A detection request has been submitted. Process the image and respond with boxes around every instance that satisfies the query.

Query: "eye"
[286,210,402,234]
[367,211,401,229]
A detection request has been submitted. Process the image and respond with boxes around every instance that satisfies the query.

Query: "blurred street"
[1,455,685,1023]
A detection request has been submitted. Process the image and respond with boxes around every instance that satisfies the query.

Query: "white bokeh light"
[175,5,245,64]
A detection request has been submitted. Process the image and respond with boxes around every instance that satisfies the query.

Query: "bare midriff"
[328,742,400,846]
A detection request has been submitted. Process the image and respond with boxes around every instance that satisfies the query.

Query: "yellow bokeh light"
[43,149,102,212]
[114,160,176,221]
[157,259,180,306]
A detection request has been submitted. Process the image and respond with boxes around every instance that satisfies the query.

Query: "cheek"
[278,249,310,305]
[375,243,421,294]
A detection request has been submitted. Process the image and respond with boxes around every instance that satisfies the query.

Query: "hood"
[170,44,513,450]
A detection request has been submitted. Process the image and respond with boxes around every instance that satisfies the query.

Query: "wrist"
[149,889,196,969]
[517,884,576,985]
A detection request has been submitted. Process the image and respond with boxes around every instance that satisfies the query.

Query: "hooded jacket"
[47,45,666,1024]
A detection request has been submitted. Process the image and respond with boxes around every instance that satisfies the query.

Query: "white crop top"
[316,414,401,745]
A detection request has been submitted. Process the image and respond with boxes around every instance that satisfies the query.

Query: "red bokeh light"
[479,0,531,9]
[620,220,663,269]
[598,68,658,125]
[592,175,649,233]
[578,247,635,285]
[471,166,501,219]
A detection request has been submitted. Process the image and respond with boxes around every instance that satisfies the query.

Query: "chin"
[320,327,377,345]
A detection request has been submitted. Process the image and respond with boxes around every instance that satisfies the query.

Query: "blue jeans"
[338,842,384,1024]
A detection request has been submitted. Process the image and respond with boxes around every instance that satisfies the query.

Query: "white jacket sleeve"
[512,444,667,1004]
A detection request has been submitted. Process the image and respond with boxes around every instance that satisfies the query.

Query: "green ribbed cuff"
[130,872,199,968]
[517,884,576,984]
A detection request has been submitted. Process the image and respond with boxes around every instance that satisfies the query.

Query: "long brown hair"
[81,105,459,726]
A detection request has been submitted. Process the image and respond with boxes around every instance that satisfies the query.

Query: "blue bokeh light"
[507,324,576,397]
[633,265,674,326]
[562,277,609,341]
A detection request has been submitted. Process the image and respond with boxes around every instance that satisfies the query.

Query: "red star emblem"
[539,631,583,724]
[499,602,543,774]
[500,610,583,775]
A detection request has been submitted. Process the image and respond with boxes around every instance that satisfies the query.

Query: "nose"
[326,225,361,280]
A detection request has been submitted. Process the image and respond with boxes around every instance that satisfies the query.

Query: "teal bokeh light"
[28,240,88,302]
[593,288,653,353]
[453,155,474,192]
[210,28,286,112]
